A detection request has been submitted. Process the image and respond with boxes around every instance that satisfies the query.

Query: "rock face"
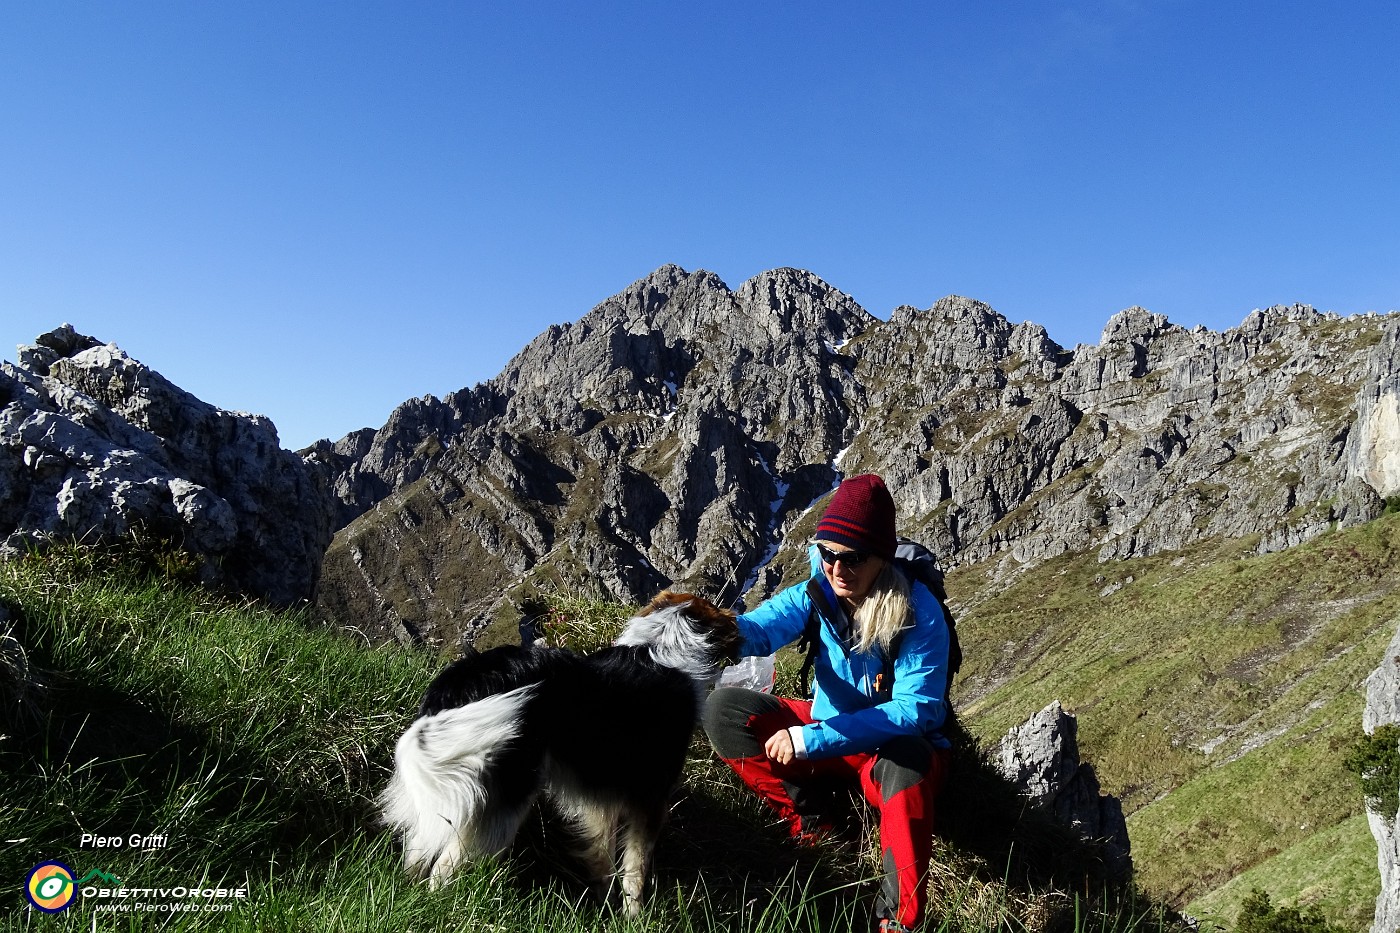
[309,266,870,643]
[308,264,1400,648]
[1363,623,1400,933]
[1,325,333,605]
[992,700,1132,879]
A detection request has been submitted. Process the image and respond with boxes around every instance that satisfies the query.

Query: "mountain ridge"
[307,265,1400,651]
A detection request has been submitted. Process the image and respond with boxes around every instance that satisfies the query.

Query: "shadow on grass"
[492,751,869,929]
[3,641,860,929]
[930,716,1175,932]
[3,671,1173,933]
[1,659,375,887]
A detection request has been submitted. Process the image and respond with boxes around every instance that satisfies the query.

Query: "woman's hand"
[764,728,796,766]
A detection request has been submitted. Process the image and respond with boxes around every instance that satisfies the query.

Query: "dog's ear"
[674,594,729,621]
[640,591,692,615]
[671,594,743,664]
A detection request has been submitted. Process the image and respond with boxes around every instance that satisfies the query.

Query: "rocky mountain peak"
[2,326,333,605]
[16,323,103,373]
[305,265,1400,649]
[885,294,1026,370]
[732,267,871,342]
[1098,305,1184,347]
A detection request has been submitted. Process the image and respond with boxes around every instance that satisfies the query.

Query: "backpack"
[796,538,963,702]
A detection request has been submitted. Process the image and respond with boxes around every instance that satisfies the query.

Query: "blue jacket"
[737,548,952,758]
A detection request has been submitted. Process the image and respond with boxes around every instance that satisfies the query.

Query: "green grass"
[7,510,1396,930]
[949,510,1400,930]
[2,542,1164,932]
[1187,814,1378,932]
[1,544,436,928]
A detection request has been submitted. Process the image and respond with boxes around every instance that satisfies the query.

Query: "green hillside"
[0,543,1159,931]
[950,509,1400,930]
[5,510,1396,930]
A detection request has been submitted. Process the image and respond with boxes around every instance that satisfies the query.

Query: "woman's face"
[817,542,884,602]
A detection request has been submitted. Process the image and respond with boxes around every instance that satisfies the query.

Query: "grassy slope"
[1187,814,1378,927]
[10,507,1395,930]
[0,548,834,931]
[950,510,1400,930]
[1,546,1157,932]
[0,546,437,928]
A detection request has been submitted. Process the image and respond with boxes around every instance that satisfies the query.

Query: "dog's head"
[614,591,743,682]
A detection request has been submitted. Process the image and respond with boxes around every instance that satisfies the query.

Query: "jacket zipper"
[816,601,879,699]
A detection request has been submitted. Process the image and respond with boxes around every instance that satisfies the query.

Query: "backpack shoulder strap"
[893,538,963,696]
[797,577,836,699]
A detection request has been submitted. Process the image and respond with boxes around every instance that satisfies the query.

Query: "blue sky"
[3,1,1396,450]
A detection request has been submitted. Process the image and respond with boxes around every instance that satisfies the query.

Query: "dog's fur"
[379,592,741,914]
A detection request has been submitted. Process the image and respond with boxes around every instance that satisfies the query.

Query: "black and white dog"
[380,592,741,914]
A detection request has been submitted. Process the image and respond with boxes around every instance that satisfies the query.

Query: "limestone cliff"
[1364,623,1400,933]
[1,325,333,605]
[308,265,1400,648]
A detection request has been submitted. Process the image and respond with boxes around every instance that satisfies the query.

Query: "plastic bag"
[717,654,776,693]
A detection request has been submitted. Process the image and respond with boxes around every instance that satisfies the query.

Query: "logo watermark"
[25,861,79,913]
[24,861,248,915]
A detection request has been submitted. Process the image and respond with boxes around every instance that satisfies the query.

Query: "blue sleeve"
[800,583,950,757]
[735,581,812,657]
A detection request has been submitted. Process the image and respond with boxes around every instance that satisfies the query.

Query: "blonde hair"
[852,560,912,655]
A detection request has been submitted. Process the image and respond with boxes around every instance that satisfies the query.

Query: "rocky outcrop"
[850,300,1387,576]
[311,266,871,643]
[993,700,1133,879]
[310,265,1400,649]
[1,325,333,605]
[1363,622,1400,933]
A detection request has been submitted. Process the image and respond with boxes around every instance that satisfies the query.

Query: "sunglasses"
[815,543,873,568]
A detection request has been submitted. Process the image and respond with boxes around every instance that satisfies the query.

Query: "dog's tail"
[380,684,538,883]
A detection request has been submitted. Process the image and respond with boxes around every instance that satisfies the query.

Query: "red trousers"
[704,688,949,930]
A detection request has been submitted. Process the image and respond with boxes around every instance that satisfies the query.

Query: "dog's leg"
[619,802,667,917]
[427,798,535,888]
[426,831,466,890]
[566,802,620,903]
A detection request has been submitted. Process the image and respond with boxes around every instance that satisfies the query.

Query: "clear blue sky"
[3,1,1397,450]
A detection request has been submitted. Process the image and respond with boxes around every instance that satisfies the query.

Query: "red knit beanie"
[815,474,897,560]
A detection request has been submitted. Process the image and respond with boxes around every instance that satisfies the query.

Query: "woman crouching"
[703,474,952,933]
